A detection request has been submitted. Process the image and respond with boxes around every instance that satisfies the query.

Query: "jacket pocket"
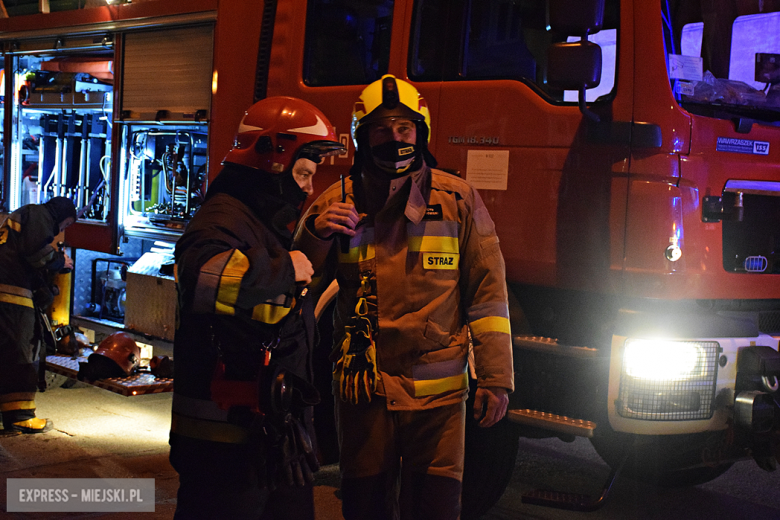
[423,317,451,349]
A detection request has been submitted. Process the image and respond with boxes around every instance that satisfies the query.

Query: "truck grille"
[759,311,780,334]
[616,341,719,421]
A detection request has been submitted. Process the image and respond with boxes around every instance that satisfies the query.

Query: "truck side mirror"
[546,0,606,122]
[548,0,605,36]
[548,42,602,91]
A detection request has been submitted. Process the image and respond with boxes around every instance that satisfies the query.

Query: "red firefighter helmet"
[223,96,345,173]
[89,332,141,377]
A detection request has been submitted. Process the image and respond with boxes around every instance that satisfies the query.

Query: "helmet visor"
[298,140,346,162]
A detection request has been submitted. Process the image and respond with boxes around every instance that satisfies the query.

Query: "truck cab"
[0,0,777,516]
[266,0,780,512]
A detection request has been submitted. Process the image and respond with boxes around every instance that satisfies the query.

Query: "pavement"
[0,381,345,520]
[12,380,778,520]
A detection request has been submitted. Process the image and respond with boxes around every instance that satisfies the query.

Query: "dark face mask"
[369,140,418,177]
[276,170,309,208]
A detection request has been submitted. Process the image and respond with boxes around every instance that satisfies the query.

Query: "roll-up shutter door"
[121,25,214,121]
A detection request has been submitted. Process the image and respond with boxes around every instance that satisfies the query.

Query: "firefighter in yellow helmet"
[295,75,514,518]
[170,97,344,520]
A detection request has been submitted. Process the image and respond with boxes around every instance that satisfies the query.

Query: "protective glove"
[332,316,378,404]
[277,414,319,487]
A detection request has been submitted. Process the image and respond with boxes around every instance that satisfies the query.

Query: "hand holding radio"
[312,202,358,240]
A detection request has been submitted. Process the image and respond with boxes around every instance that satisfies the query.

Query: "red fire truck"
[0,0,264,348]
[1,0,779,516]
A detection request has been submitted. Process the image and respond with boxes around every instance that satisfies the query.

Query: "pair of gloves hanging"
[253,407,320,488]
[332,274,378,404]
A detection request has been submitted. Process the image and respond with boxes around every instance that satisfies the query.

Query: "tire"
[461,382,521,520]
[589,427,734,487]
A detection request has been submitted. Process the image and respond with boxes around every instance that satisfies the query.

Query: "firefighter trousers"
[336,397,465,520]
[0,300,40,427]
[170,433,314,520]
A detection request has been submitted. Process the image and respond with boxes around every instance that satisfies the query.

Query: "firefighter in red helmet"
[169,97,344,520]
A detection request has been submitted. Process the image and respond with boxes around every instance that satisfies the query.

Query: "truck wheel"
[589,428,734,487]
[461,382,521,520]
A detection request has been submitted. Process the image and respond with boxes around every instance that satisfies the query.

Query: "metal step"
[45,354,172,397]
[506,409,596,438]
[513,335,599,358]
[522,458,624,512]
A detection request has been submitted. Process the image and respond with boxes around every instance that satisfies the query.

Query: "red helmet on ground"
[223,96,345,173]
[89,332,141,377]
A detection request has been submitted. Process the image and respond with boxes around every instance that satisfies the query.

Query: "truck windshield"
[303,0,393,86]
[663,1,780,122]
[409,0,619,103]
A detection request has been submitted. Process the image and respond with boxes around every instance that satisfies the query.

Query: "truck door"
[412,0,627,299]
[116,24,214,245]
[1,34,117,253]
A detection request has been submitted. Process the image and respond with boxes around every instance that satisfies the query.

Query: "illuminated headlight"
[617,339,720,421]
[624,340,702,380]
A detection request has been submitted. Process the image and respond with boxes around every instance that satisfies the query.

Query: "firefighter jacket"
[0,204,67,302]
[294,163,514,411]
[171,165,318,444]
[1,204,66,406]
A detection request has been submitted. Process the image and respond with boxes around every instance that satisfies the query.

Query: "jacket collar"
[207,164,299,243]
[403,164,430,225]
[361,162,430,224]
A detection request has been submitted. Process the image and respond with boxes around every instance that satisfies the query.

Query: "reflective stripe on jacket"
[0,284,34,309]
[172,183,316,443]
[295,164,514,411]
[191,248,293,324]
[175,192,298,326]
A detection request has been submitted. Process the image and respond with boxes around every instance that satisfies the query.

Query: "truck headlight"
[617,339,720,421]
[624,339,701,380]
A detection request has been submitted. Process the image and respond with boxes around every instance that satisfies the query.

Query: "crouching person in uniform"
[0,197,76,435]
[170,97,345,520]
